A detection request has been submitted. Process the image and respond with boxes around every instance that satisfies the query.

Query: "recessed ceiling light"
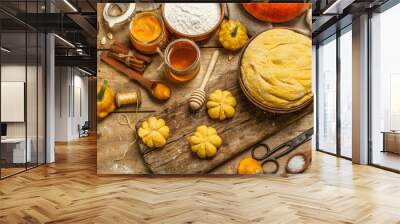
[63,0,78,12]
[54,34,75,48]
[323,0,354,15]
[1,47,11,53]
[78,67,93,76]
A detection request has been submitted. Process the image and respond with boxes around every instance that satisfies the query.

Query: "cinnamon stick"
[100,52,154,92]
[110,42,152,64]
[109,52,144,65]
[134,53,152,64]
[127,56,145,65]
[127,62,145,73]
[108,52,146,73]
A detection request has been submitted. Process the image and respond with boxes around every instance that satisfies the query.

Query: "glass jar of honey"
[129,12,168,55]
[164,39,201,83]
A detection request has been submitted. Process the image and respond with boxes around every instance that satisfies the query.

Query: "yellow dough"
[189,125,222,159]
[206,89,237,121]
[241,29,312,109]
[138,117,170,148]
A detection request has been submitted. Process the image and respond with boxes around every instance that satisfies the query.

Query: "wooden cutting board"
[135,75,313,174]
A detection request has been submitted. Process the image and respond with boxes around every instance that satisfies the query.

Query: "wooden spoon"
[101,52,171,101]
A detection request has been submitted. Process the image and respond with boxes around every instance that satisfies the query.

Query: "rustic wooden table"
[97,3,313,175]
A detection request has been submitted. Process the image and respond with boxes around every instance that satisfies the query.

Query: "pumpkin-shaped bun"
[189,125,222,159]
[138,117,170,148]
[237,157,263,174]
[207,89,237,121]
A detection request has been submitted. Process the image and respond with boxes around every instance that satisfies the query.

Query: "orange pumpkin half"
[242,3,309,23]
[237,158,263,174]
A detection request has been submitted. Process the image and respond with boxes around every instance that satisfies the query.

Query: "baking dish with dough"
[240,28,312,112]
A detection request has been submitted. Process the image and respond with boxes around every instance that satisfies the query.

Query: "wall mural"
[97,2,313,175]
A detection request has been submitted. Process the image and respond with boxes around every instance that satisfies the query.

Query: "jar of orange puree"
[129,12,168,54]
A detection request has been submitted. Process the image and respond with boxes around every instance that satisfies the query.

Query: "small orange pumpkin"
[242,3,309,23]
[237,157,263,174]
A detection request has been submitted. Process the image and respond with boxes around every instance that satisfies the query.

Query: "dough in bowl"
[241,28,312,110]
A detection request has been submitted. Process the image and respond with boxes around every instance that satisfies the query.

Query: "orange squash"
[237,157,263,174]
[242,3,309,23]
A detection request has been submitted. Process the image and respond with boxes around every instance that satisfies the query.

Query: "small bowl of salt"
[161,3,224,42]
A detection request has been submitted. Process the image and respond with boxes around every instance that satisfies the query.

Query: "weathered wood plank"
[135,74,313,174]
[211,112,313,174]
[97,112,151,174]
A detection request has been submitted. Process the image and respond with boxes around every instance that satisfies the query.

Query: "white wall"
[1,65,26,139]
[1,63,46,164]
[72,73,89,138]
[55,66,69,141]
[54,67,89,141]
[1,65,38,138]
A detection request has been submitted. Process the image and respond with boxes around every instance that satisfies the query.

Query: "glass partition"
[0,0,46,179]
[0,31,28,177]
[317,35,337,155]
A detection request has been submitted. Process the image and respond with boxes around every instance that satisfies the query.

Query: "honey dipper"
[189,50,219,111]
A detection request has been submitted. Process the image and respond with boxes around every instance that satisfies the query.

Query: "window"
[370,2,400,171]
[317,35,337,155]
[339,27,352,158]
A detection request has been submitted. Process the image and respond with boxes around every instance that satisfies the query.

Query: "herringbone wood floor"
[1,136,400,224]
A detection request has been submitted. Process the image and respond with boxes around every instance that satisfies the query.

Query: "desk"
[382,131,400,154]
[1,138,31,163]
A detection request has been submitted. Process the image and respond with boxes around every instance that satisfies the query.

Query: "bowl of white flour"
[162,3,224,42]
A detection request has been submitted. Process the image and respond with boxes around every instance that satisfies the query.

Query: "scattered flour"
[164,3,221,36]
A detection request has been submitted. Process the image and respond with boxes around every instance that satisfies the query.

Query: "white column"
[352,14,369,164]
[46,32,55,163]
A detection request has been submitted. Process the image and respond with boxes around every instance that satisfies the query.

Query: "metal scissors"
[250,128,314,174]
